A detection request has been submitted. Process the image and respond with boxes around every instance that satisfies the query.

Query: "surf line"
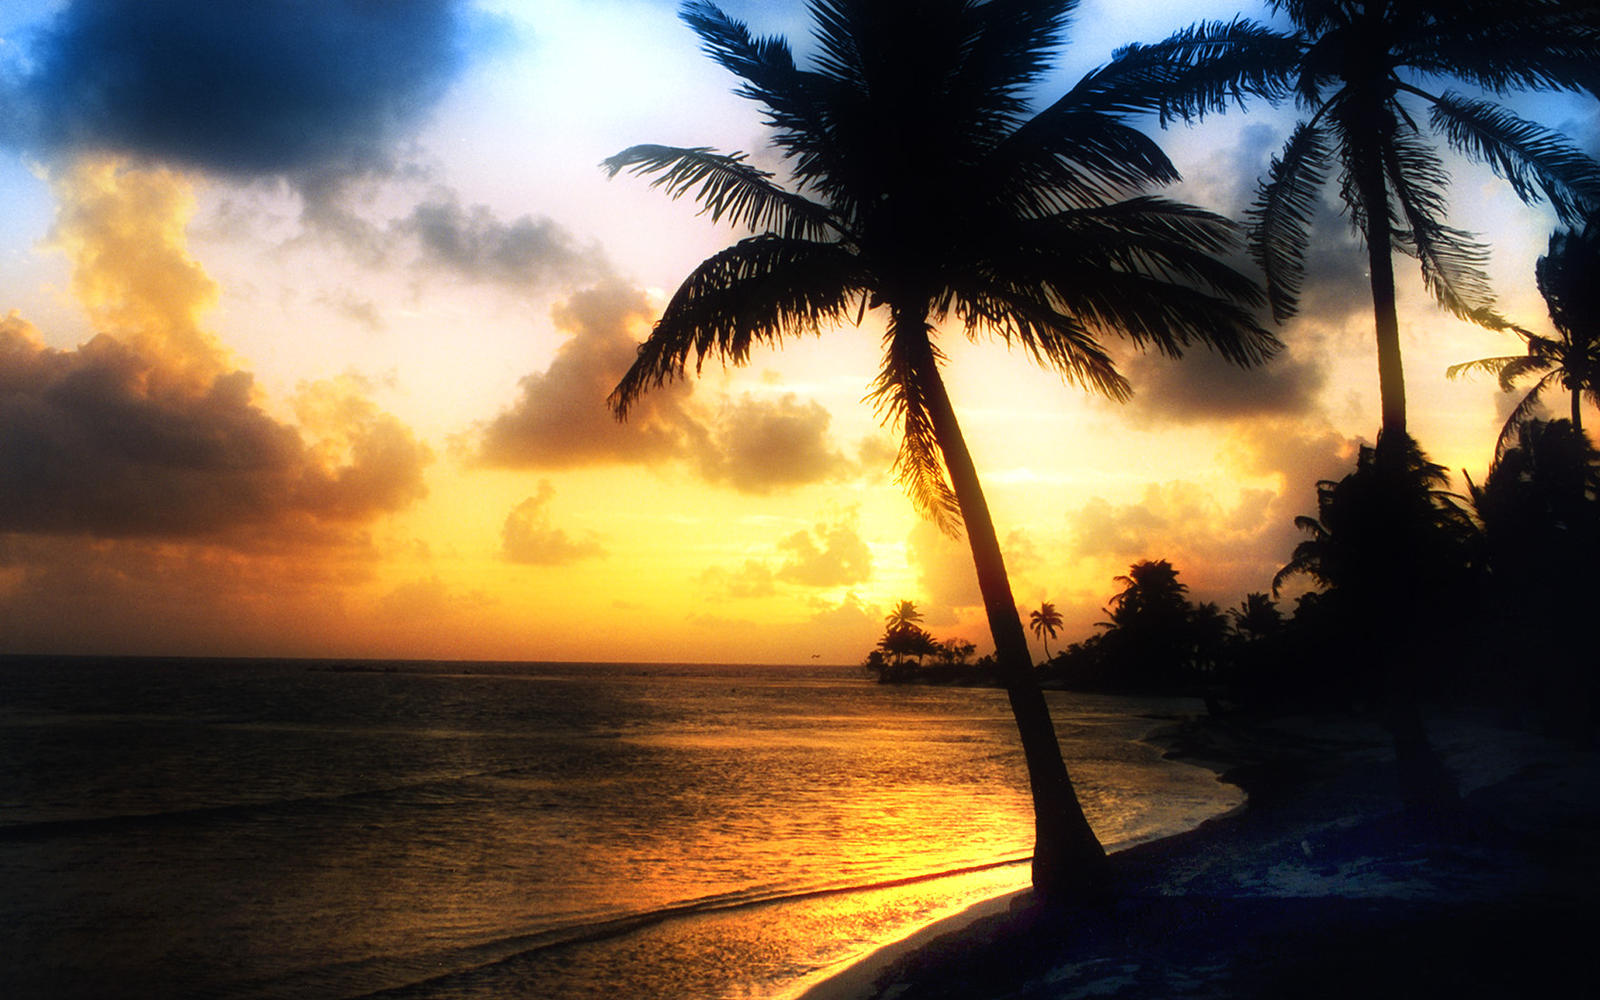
[343,854,1035,999]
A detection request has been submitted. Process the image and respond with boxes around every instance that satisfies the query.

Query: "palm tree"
[1273,436,1478,814]
[1229,592,1284,643]
[1447,216,1600,454]
[884,599,923,634]
[1120,1,1600,442]
[603,0,1277,901]
[1029,601,1064,661]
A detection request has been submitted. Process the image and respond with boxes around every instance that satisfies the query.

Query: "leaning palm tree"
[603,0,1276,902]
[1029,601,1064,661]
[1118,1,1600,441]
[1447,216,1600,455]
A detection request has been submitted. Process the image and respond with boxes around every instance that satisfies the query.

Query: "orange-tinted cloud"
[501,482,604,565]
[774,518,872,587]
[478,283,867,495]
[0,161,429,541]
[693,394,856,494]
[699,515,873,598]
[478,281,704,467]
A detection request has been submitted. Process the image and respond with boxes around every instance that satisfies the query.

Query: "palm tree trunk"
[1351,127,1458,821]
[917,351,1109,902]
[1572,386,1582,432]
[1353,143,1408,440]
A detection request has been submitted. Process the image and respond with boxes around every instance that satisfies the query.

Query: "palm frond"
[601,144,837,240]
[959,197,1276,366]
[1417,2,1600,95]
[608,235,863,417]
[1382,128,1499,323]
[1494,370,1564,460]
[1445,354,1523,383]
[1428,94,1600,226]
[948,284,1132,401]
[868,313,960,533]
[991,86,1181,213]
[952,0,1078,128]
[1108,18,1301,124]
[678,2,845,197]
[1248,120,1333,321]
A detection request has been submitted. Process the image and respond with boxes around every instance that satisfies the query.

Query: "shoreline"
[796,709,1600,999]
[788,708,1256,1000]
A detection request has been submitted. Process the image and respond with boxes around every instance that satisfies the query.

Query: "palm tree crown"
[1448,215,1600,454]
[1120,0,1600,438]
[884,599,924,633]
[603,0,1277,902]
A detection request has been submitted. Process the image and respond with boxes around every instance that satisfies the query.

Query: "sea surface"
[0,657,1242,999]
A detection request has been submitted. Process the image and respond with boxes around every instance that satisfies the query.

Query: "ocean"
[0,657,1242,999]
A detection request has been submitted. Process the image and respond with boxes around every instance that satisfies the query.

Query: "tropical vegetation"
[1448,213,1600,454]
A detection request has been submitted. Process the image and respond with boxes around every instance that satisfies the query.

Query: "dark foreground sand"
[797,710,1600,999]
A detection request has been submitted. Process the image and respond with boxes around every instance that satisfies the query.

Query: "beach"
[797,710,1600,999]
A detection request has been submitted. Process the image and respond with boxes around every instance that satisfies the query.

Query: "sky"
[0,0,1595,665]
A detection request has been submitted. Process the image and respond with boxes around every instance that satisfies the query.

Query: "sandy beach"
[797,710,1600,999]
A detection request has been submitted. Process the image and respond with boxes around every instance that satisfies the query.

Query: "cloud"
[906,520,982,620]
[774,520,872,587]
[1122,344,1327,425]
[693,394,854,494]
[479,285,863,495]
[4,0,472,178]
[48,159,228,378]
[698,558,780,599]
[0,316,428,540]
[0,161,429,540]
[478,281,705,468]
[0,531,378,656]
[699,515,872,598]
[501,482,604,566]
[401,191,606,290]
[1064,417,1359,605]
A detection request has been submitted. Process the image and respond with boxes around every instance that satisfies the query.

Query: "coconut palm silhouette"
[1029,602,1064,662]
[1122,1,1600,440]
[603,0,1276,901]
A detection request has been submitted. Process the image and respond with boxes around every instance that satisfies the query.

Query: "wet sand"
[797,710,1600,999]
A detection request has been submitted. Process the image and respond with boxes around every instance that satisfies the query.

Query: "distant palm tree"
[1103,559,1189,628]
[1229,592,1284,643]
[1448,217,1600,454]
[1029,601,1064,661]
[884,599,923,634]
[603,0,1277,901]
[1121,1,1600,441]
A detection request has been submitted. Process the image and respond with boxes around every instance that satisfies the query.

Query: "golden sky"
[1,1,1595,663]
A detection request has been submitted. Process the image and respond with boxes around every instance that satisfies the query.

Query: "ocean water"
[0,657,1241,999]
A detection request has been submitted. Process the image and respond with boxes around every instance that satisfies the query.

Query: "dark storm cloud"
[0,315,429,539]
[4,0,470,176]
